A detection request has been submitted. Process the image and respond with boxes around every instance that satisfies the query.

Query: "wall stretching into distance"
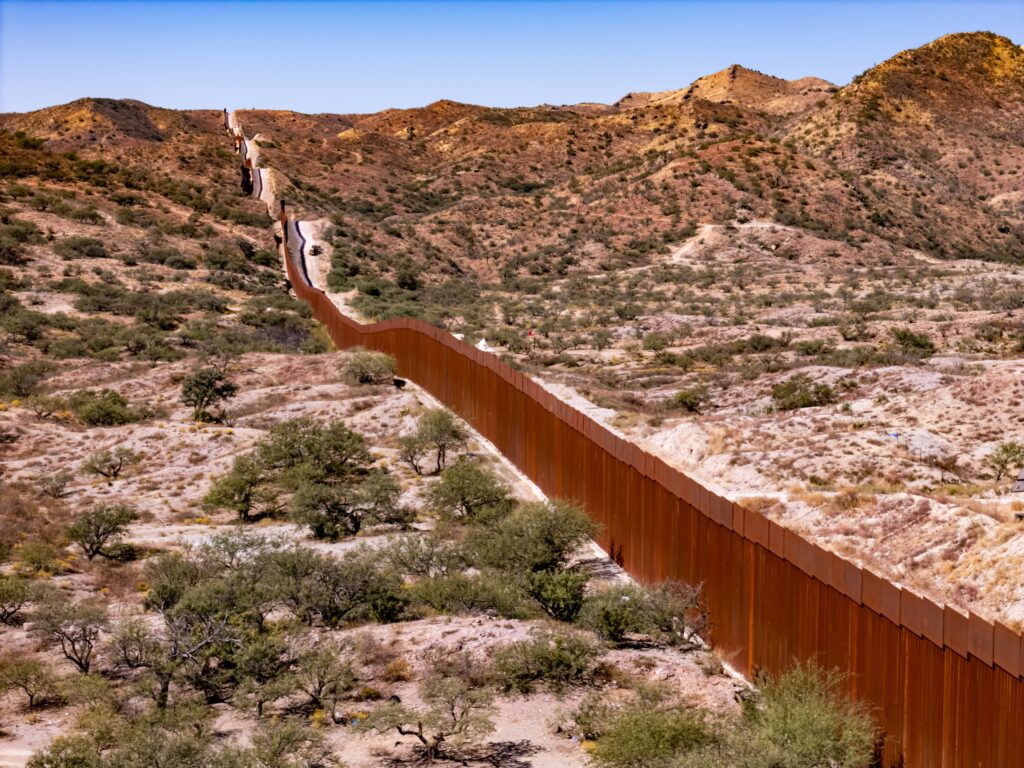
[224,110,1023,768]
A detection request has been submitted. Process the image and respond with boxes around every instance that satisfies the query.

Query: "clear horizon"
[1,0,1022,115]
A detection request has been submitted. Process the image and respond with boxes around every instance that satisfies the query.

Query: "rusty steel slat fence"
[230,115,1022,766]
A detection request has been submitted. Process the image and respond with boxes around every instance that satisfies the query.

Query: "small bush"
[66,388,146,426]
[38,469,74,499]
[890,326,935,357]
[493,629,600,693]
[424,458,513,521]
[579,584,647,645]
[681,663,876,768]
[466,500,598,574]
[579,582,708,648]
[0,656,61,709]
[643,333,670,352]
[527,569,588,622]
[412,572,533,619]
[67,504,138,561]
[672,384,711,414]
[0,575,32,623]
[54,236,108,260]
[770,374,836,411]
[14,540,56,575]
[0,218,41,265]
[180,367,237,422]
[0,360,52,397]
[381,533,466,578]
[81,447,140,480]
[341,349,397,385]
[986,440,1024,482]
[582,689,715,768]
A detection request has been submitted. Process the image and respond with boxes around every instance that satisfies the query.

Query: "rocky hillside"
[223,33,1024,322]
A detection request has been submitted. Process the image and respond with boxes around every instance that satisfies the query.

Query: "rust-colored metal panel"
[712,493,733,530]
[653,457,672,491]
[919,597,944,649]
[902,590,926,638]
[863,569,901,624]
[994,622,1021,679]
[697,485,711,518]
[729,502,744,537]
[784,530,814,576]
[810,544,832,585]
[968,613,994,666]
[827,554,862,604]
[768,520,786,558]
[945,606,969,658]
[743,507,770,548]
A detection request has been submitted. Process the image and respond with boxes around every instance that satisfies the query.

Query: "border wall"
[225,110,1023,767]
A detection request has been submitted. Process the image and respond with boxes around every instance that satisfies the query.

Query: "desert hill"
[616,64,836,114]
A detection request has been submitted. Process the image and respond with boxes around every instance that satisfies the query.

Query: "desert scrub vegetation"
[398,408,468,475]
[204,416,410,533]
[81,447,141,481]
[986,440,1024,483]
[39,388,152,426]
[573,664,875,768]
[67,504,138,561]
[770,373,837,411]
[578,581,708,648]
[179,366,238,422]
[340,348,397,385]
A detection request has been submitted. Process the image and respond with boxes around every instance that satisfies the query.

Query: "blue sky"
[1,1,1021,114]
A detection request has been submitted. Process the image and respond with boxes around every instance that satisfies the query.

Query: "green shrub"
[579,582,708,648]
[291,472,410,540]
[180,367,237,422]
[412,409,468,474]
[672,384,711,414]
[578,584,647,644]
[987,441,1024,482]
[0,218,41,265]
[139,246,197,270]
[0,575,32,623]
[466,499,598,574]
[0,656,61,709]
[81,447,140,480]
[66,388,146,426]
[264,545,405,627]
[582,689,715,768]
[15,542,58,575]
[0,359,52,397]
[770,374,836,411]
[616,303,642,320]
[527,569,588,622]
[381,533,466,578]
[493,629,600,693]
[679,663,876,768]
[643,333,670,352]
[424,458,513,521]
[890,326,935,357]
[341,348,397,385]
[54,236,108,260]
[1,307,51,343]
[67,504,138,560]
[411,572,533,619]
[205,417,374,522]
